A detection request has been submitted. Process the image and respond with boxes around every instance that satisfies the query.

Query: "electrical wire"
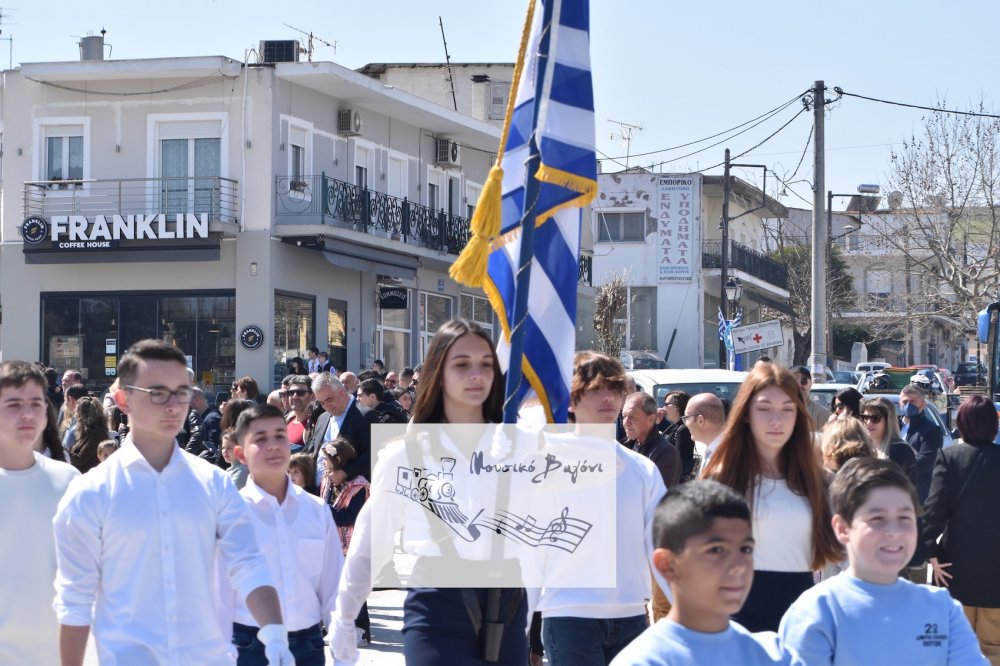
[600,88,811,160]
[25,72,237,96]
[691,106,808,173]
[835,87,1000,119]
[785,124,813,184]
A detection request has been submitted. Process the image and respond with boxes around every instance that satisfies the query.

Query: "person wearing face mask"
[899,384,942,504]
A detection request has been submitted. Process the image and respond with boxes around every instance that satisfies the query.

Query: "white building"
[0,40,511,393]
[587,170,791,369]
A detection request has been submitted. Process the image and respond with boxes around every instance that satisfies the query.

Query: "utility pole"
[719,148,732,368]
[810,80,827,378]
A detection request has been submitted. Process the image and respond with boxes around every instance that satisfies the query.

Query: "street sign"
[731,319,784,355]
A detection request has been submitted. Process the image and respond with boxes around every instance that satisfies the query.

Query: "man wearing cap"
[791,365,831,431]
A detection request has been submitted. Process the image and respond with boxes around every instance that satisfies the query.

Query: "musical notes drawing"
[477,506,592,553]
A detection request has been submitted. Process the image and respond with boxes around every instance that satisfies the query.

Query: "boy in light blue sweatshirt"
[779,457,986,665]
[611,480,788,666]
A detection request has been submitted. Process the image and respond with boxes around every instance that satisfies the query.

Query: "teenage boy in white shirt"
[0,361,79,664]
[53,339,294,666]
[218,403,344,665]
[537,351,667,664]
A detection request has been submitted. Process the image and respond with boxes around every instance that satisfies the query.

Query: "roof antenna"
[438,17,458,112]
[283,23,337,62]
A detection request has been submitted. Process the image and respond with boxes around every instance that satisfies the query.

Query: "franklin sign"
[26,214,209,246]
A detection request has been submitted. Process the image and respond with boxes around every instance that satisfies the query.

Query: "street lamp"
[724,277,744,315]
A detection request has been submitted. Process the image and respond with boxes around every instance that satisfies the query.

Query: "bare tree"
[593,272,630,357]
[864,99,1000,332]
[760,220,856,364]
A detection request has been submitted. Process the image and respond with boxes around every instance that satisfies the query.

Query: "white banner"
[657,175,701,282]
[731,319,785,355]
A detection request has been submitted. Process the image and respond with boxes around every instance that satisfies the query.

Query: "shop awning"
[322,245,418,281]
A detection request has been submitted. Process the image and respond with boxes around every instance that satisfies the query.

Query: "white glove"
[329,617,360,664]
[257,624,296,666]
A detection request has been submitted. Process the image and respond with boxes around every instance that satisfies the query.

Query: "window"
[460,294,494,332]
[467,182,482,219]
[489,81,510,120]
[355,165,368,190]
[156,120,223,217]
[274,292,315,373]
[379,291,411,372]
[38,121,87,188]
[628,287,657,350]
[597,211,646,242]
[420,293,453,359]
[428,183,439,212]
[327,298,348,373]
[289,125,308,182]
[388,153,407,199]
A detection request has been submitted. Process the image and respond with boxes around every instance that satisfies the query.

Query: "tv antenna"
[0,7,15,70]
[608,118,643,169]
[283,23,337,61]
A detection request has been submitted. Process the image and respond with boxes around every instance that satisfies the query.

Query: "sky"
[4,0,999,210]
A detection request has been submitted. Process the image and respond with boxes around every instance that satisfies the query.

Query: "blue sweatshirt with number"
[778,573,986,665]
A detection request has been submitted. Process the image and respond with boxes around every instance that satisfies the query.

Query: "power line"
[599,89,809,161]
[785,124,813,184]
[692,106,808,173]
[835,87,1000,119]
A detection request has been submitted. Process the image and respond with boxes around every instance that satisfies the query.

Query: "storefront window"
[420,292,453,359]
[379,289,411,372]
[327,298,348,373]
[40,292,235,392]
[459,294,494,334]
[274,292,315,376]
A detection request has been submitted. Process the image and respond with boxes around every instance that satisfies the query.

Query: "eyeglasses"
[681,413,700,423]
[285,389,310,397]
[664,401,680,407]
[125,385,195,405]
[860,413,884,424]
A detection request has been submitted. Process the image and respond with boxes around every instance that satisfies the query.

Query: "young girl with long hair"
[330,319,524,665]
[68,396,111,473]
[702,363,841,632]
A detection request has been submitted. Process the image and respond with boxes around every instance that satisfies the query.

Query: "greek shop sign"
[21,213,209,251]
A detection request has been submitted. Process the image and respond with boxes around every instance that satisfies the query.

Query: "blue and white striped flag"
[481,0,596,423]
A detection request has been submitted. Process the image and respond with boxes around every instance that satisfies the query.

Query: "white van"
[856,362,891,374]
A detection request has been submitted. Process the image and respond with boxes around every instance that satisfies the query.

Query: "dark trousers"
[232,622,325,666]
[402,588,528,665]
[541,615,647,666]
[732,570,814,632]
[356,601,371,641]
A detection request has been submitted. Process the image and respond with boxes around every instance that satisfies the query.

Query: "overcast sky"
[6,0,999,209]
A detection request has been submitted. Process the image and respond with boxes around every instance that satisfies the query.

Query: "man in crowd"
[900,384,942,503]
[284,374,314,451]
[792,365,831,431]
[384,371,400,391]
[306,372,371,483]
[371,359,385,379]
[357,378,409,424]
[191,386,221,458]
[53,340,293,665]
[399,367,415,390]
[0,361,79,664]
[176,369,207,456]
[317,351,335,374]
[306,347,322,374]
[339,371,360,398]
[683,393,727,476]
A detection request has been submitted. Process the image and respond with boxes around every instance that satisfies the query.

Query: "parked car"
[627,369,747,406]
[856,362,891,374]
[620,350,668,371]
[861,392,954,448]
[954,361,987,387]
[832,370,861,385]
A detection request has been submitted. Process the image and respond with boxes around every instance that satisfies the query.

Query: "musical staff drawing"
[477,506,592,553]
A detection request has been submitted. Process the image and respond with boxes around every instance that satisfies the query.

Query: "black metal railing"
[275,174,469,255]
[702,240,789,290]
[24,176,239,224]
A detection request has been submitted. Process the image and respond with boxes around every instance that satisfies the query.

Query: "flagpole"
[502,0,555,425]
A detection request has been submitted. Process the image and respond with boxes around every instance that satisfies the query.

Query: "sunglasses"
[860,413,884,424]
[798,377,810,386]
[664,401,679,407]
[285,389,310,397]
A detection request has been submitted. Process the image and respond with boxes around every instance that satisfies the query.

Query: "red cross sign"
[753,333,763,343]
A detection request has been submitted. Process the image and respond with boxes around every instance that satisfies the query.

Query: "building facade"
[588,170,791,369]
[0,46,504,395]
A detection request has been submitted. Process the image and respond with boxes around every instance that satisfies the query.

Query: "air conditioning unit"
[337,109,363,136]
[435,138,461,168]
[259,40,300,64]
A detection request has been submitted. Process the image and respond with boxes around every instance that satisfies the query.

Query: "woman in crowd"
[330,319,526,665]
[658,390,696,481]
[830,387,863,420]
[859,396,917,486]
[68,396,113,473]
[921,395,1000,662]
[393,387,414,416]
[37,401,68,462]
[230,376,261,403]
[820,417,875,472]
[703,363,841,632]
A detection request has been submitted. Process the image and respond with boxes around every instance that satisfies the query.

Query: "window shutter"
[158,120,222,140]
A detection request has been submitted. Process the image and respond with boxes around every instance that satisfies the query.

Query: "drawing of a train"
[396,457,457,503]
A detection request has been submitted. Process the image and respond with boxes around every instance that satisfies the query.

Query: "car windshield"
[652,382,743,405]
[632,357,667,370]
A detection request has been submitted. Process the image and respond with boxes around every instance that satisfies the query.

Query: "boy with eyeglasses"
[53,339,294,666]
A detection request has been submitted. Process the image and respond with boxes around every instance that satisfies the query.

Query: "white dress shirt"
[218,476,344,631]
[53,437,274,666]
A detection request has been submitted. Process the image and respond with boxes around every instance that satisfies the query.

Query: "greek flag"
[453,0,595,423]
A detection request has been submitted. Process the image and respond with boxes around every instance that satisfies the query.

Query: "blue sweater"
[779,573,986,665]
[610,619,788,666]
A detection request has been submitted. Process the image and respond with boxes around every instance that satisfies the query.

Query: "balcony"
[275,174,469,255]
[702,240,789,290]
[23,177,239,225]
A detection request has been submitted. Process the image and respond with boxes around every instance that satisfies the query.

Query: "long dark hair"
[410,319,504,424]
[702,363,842,569]
[41,401,67,462]
[220,398,257,432]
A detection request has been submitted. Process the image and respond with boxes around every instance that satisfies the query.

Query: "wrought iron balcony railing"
[23,177,239,224]
[275,174,469,255]
[702,240,789,290]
